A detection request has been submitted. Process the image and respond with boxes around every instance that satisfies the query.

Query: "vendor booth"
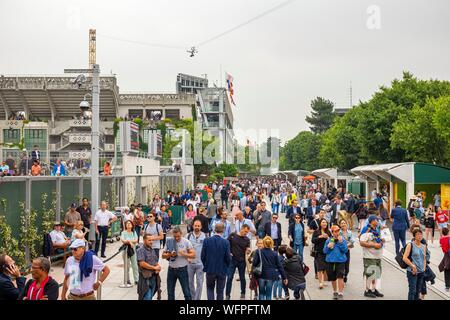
[351,162,450,212]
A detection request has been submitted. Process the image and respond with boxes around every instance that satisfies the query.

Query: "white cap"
[325,200,330,204]
[70,239,86,249]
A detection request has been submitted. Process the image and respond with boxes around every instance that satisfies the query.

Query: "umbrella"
[302,175,316,180]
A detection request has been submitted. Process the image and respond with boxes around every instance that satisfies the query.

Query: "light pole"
[64,65,100,244]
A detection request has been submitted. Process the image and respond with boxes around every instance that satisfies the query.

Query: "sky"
[1,0,449,145]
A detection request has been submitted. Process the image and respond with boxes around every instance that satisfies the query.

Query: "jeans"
[206,273,226,300]
[143,276,156,300]
[272,280,283,298]
[226,259,246,296]
[272,203,280,214]
[293,243,304,262]
[293,283,306,300]
[257,229,265,239]
[273,238,281,251]
[393,229,406,255]
[188,263,204,300]
[407,271,425,300]
[94,226,109,256]
[135,226,142,243]
[167,266,192,300]
[258,279,274,300]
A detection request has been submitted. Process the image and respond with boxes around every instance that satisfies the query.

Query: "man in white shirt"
[49,222,71,254]
[94,201,117,258]
[234,209,256,240]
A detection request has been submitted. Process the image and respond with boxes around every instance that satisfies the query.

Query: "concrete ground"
[45,205,449,300]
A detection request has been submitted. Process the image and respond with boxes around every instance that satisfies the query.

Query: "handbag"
[310,244,316,258]
[302,262,310,275]
[252,249,263,277]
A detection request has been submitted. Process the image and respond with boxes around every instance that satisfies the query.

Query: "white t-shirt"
[94,209,115,226]
[123,212,133,222]
[50,230,67,245]
[360,232,384,259]
[64,255,104,295]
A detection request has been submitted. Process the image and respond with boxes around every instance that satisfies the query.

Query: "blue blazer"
[306,205,321,219]
[201,235,231,275]
[0,273,26,300]
[391,206,410,231]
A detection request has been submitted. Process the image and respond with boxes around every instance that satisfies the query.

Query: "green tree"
[391,96,450,165]
[305,97,336,134]
[282,131,321,171]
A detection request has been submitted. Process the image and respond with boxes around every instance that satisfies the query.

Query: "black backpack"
[395,242,413,269]
[42,233,53,257]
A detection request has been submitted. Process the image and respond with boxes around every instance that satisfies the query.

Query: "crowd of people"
[0,177,449,301]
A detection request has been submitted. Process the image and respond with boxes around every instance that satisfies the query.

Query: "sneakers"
[364,290,377,298]
[373,289,384,297]
[285,295,290,300]
[338,293,344,300]
[333,292,339,300]
[226,295,231,300]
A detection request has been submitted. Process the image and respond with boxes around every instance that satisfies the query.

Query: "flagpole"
[220,64,223,88]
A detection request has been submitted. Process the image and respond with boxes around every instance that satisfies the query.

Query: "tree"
[281,131,321,171]
[305,97,336,134]
[391,96,450,165]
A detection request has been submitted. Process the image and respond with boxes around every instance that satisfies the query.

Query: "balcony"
[104,143,115,152]
[68,133,91,144]
[69,119,91,127]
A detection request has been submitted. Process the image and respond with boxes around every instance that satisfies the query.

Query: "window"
[24,129,48,161]
[165,109,180,120]
[3,129,20,143]
[195,82,199,87]
[128,109,144,119]
[182,79,185,85]
[146,109,163,121]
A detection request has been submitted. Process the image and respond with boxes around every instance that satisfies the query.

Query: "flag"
[226,73,236,106]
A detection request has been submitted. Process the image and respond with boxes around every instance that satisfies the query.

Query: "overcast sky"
[1,0,449,144]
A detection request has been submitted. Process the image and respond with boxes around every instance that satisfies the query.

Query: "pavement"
[44,204,450,300]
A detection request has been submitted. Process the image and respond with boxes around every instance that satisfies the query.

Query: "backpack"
[144,223,162,235]
[42,233,53,257]
[395,242,413,269]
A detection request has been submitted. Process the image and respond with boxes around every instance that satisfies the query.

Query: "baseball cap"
[53,221,62,226]
[325,200,330,204]
[70,239,86,249]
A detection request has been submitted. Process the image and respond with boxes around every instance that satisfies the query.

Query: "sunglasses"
[148,216,154,219]
[295,217,301,219]
[72,247,83,252]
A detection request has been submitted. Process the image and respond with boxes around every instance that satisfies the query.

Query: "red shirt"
[440,235,450,254]
[435,211,449,224]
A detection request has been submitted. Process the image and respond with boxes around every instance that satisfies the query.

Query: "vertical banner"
[441,184,450,210]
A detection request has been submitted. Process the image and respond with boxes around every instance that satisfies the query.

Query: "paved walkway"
[45,206,449,300]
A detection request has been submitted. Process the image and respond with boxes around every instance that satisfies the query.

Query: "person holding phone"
[0,254,26,300]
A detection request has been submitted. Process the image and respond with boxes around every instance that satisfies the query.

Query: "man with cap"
[61,239,111,300]
[359,215,385,298]
[49,222,71,255]
[64,203,81,238]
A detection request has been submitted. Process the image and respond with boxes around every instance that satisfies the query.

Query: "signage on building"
[119,121,140,153]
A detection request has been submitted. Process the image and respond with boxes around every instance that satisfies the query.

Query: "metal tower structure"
[89,29,96,69]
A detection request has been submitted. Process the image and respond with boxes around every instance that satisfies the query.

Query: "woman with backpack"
[402,229,430,300]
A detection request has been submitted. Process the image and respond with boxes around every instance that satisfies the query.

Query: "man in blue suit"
[390,200,410,255]
[201,223,231,300]
[306,198,321,225]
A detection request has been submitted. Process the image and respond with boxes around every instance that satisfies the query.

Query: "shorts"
[326,262,346,281]
[438,223,448,229]
[363,258,382,280]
